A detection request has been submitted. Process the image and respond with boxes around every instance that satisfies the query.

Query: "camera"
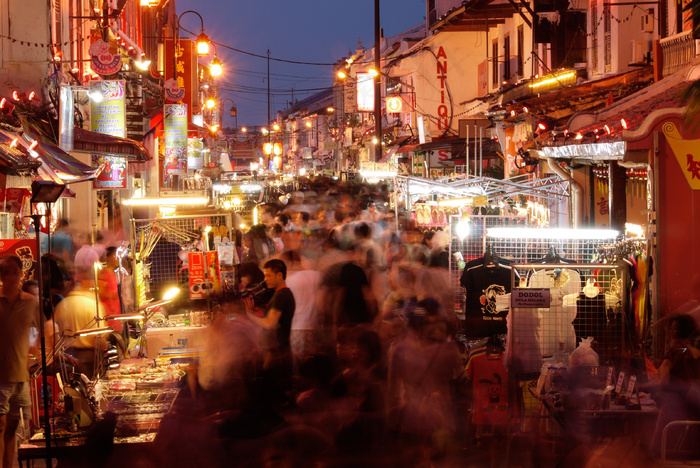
[240,282,274,307]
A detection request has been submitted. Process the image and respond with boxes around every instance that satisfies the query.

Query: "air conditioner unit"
[631,40,650,63]
[641,12,654,33]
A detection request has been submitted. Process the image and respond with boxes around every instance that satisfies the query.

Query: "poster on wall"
[164,104,188,175]
[206,251,221,294]
[187,138,204,170]
[1,188,29,213]
[90,80,126,138]
[92,155,127,189]
[0,239,38,284]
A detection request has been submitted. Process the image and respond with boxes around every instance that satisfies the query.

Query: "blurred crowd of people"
[186,182,465,467]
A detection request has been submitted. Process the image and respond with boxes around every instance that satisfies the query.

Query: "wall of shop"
[627,114,700,317]
[396,33,489,138]
[0,0,51,97]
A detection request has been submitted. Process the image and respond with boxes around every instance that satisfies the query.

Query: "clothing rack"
[595,238,648,263]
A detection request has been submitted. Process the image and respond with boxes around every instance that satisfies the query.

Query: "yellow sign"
[662,122,700,190]
[387,96,403,113]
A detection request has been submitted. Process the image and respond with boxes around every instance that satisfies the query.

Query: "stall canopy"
[0,129,101,183]
[0,131,41,176]
[72,127,151,162]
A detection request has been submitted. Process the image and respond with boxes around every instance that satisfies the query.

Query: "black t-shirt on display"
[267,287,295,351]
[460,263,517,338]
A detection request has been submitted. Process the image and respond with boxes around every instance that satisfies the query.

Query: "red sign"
[188,252,206,299]
[89,39,122,76]
[164,39,195,121]
[0,239,38,284]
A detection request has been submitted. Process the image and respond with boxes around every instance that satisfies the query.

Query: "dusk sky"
[176,0,427,128]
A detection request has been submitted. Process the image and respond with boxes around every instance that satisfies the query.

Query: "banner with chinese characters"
[164,39,195,122]
[187,138,204,170]
[90,80,126,138]
[92,155,127,189]
[0,239,38,284]
[164,104,188,175]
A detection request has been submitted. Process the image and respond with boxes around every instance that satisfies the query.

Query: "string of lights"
[0,32,92,49]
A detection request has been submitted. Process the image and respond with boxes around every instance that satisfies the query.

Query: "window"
[492,39,499,86]
[517,26,524,77]
[504,35,511,82]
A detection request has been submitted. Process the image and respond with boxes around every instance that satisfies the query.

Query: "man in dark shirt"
[244,259,295,398]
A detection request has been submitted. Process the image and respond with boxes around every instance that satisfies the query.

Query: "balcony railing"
[660,30,696,78]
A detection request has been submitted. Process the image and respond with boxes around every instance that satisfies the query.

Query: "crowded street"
[1,0,700,466]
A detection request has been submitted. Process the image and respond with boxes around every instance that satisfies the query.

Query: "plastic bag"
[569,337,599,367]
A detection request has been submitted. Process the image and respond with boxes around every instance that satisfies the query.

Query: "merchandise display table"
[19,360,186,467]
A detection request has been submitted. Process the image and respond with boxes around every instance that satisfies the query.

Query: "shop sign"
[663,121,700,190]
[164,39,195,121]
[1,188,29,213]
[356,72,374,112]
[187,138,204,170]
[92,155,127,189]
[90,80,126,138]
[188,252,206,299]
[164,104,188,175]
[344,79,357,114]
[0,239,37,284]
[88,39,122,76]
[511,289,550,308]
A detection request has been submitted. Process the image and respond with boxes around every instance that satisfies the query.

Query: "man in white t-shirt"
[281,251,321,361]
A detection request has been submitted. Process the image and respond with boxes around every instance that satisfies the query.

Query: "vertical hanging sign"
[164,104,188,174]
[164,39,194,122]
[90,80,127,189]
[90,80,126,137]
[188,252,206,299]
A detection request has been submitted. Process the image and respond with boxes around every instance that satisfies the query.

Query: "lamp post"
[29,180,65,468]
[374,0,382,162]
[221,98,237,131]
[176,10,211,56]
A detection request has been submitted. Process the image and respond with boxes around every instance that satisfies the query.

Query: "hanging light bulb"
[210,57,222,77]
[196,32,210,56]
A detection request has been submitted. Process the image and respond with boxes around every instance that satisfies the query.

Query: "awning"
[0,129,102,183]
[72,127,151,162]
[397,142,420,154]
[36,139,104,182]
[0,131,41,176]
[379,136,413,163]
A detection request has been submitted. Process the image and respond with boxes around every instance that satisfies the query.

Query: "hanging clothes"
[460,260,519,338]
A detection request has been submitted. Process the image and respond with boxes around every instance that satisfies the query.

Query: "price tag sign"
[626,375,637,398]
[511,289,550,308]
[615,372,626,394]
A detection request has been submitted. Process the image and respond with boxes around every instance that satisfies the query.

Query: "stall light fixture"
[240,184,262,192]
[123,197,209,206]
[69,327,113,338]
[359,170,397,178]
[159,206,176,215]
[456,220,471,240]
[624,223,644,238]
[104,313,144,321]
[486,227,619,240]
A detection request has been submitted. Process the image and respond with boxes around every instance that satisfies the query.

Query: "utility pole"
[267,49,271,171]
[374,0,382,162]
